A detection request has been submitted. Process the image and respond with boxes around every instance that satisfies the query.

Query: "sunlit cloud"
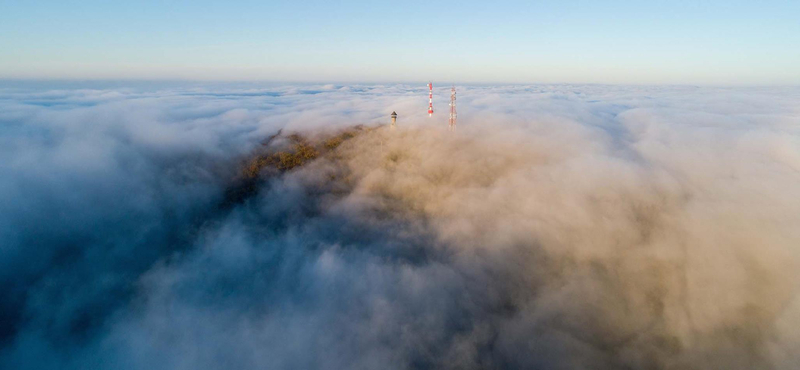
[1,83,799,369]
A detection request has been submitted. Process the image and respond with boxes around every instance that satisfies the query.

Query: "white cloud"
[1,83,799,369]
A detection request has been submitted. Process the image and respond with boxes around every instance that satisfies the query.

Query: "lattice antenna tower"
[449,86,457,131]
[427,82,434,117]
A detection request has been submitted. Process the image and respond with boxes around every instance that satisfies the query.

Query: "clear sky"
[1,0,798,85]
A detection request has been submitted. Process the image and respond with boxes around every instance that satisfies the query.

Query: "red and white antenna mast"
[449,86,457,131]
[427,82,434,117]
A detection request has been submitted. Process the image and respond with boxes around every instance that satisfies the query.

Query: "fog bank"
[1,83,799,369]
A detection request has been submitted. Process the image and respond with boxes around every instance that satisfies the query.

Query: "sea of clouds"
[1,81,799,369]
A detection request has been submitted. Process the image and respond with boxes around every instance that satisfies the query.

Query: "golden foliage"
[241,128,364,178]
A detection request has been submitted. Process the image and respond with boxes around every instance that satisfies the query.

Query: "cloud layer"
[1,82,799,369]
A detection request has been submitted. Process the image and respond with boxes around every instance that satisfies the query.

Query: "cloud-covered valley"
[1,82,799,369]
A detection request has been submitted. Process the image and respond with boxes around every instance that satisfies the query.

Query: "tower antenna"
[449,86,457,131]
[427,82,434,117]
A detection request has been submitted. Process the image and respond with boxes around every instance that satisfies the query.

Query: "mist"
[1,83,799,369]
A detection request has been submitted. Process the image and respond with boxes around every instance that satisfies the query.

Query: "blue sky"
[1,0,798,84]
